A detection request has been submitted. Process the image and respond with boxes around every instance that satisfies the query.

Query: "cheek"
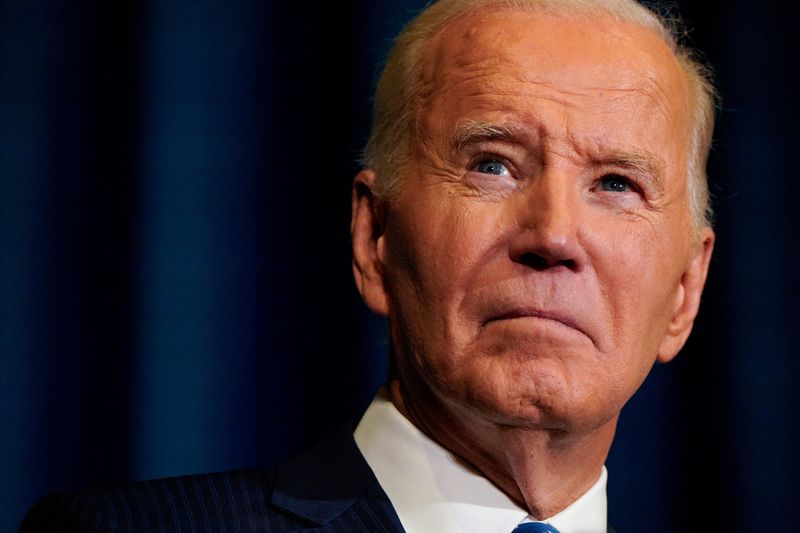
[588,221,684,362]
[388,197,503,299]
[383,197,510,362]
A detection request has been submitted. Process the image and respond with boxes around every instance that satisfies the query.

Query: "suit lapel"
[271,424,404,530]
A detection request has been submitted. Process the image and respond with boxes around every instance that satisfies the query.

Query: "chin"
[447,362,626,435]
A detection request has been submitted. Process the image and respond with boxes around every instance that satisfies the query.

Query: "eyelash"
[595,174,640,194]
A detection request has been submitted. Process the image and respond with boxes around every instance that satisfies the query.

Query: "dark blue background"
[2,1,798,531]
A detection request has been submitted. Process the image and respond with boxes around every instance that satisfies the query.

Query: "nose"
[508,170,585,272]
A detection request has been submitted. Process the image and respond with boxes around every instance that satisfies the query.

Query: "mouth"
[484,308,590,341]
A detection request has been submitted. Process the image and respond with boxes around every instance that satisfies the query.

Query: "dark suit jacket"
[20,426,405,532]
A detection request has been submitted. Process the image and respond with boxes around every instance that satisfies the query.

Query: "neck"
[388,378,616,519]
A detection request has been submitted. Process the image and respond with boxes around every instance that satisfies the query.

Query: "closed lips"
[484,308,592,343]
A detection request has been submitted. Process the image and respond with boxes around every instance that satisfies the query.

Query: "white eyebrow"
[595,150,667,193]
[450,120,527,151]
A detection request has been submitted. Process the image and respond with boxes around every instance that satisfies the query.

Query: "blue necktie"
[512,523,561,533]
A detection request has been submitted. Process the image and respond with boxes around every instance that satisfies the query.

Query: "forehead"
[416,8,692,163]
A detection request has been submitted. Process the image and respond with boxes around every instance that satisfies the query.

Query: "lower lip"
[486,315,586,338]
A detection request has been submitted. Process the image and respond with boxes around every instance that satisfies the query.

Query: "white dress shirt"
[354,391,607,533]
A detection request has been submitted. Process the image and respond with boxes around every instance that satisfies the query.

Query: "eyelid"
[596,170,645,195]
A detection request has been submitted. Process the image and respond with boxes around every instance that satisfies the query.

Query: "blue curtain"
[2,1,798,530]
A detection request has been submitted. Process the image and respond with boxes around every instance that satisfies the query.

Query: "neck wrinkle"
[387,377,617,519]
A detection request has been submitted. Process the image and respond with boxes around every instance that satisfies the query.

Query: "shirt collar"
[354,391,607,533]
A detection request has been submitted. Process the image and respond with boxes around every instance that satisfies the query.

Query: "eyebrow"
[451,120,527,151]
[596,150,667,193]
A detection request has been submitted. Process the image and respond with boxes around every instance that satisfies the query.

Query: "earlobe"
[351,169,391,316]
[656,228,715,363]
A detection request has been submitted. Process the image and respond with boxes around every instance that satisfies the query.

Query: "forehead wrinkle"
[507,68,677,117]
[499,64,671,118]
[421,61,511,107]
[433,20,686,123]
[415,60,508,142]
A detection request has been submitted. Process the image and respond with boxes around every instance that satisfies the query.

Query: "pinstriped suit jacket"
[20,426,405,532]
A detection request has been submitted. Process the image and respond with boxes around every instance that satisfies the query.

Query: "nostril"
[560,258,577,270]
[518,252,577,271]
[519,252,549,270]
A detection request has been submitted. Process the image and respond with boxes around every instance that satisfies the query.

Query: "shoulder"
[20,468,275,532]
[21,427,404,532]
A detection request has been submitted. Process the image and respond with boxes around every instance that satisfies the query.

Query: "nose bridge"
[520,165,576,240]
[511,164,583,270]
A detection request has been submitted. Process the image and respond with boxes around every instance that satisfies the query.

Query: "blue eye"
[599,175,631,193]
[474,159,509,176]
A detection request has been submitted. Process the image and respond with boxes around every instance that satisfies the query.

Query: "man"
[22,0,715,531]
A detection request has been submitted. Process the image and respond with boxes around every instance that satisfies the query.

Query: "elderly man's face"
[353,9,714,434]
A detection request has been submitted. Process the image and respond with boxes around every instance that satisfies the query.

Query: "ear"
[656,227,715,363]
[351,169,391,317]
